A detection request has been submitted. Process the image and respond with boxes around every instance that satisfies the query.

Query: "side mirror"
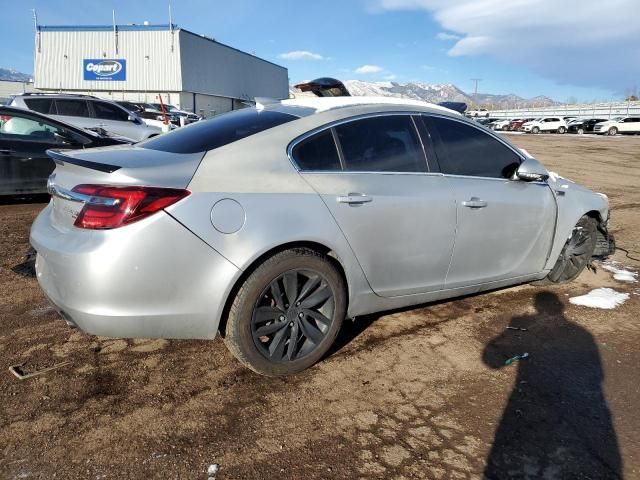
[516,157,549,182]
[128,114,141,124]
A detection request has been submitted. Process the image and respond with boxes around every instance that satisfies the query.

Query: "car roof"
[263,96,460,118]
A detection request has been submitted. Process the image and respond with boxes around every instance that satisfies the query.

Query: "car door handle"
[462,197,488,208]
[336,193,373,205]
[0,149,15,155]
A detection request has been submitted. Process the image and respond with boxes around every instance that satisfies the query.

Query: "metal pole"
[113,10,118,55]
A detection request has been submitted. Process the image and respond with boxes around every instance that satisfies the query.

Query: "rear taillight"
[71,184,190,230]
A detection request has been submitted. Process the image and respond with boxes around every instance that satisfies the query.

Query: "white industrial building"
[33,24,289,116]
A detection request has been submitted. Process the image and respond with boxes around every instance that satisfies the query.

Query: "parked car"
[567,118,608,134]
[490,119,512,131]
[162,104,201,125]
[475,117,500,126]
[508,118,535,131]
[593,116,640,135]
[32,97,613,376]
[11,94,161,142]
[115,101,177,131]
[522,117,567,134]
[0,106,129,196]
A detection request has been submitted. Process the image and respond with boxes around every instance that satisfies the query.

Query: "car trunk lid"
[45,144,204,229]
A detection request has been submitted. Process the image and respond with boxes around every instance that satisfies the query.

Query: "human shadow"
[482,291,622,479]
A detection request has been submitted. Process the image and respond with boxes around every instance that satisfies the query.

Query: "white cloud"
[384,74,398,80]
[373,0,640,94]
[278,50,324,61]
[435,31,460,41]
[356,64,384,74]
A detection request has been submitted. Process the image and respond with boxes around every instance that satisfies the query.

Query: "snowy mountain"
[291,80,560,109]
[0,68,32,82]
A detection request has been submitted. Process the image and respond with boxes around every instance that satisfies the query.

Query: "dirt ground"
[0,134,639,480]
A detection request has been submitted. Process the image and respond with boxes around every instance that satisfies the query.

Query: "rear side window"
[92,101,129,121]
[24,98,54,114]
[140,109,297,153]
[334,116,426,172]
[292,130,341,171]
[55,99,90,117]
[427,116,521,179]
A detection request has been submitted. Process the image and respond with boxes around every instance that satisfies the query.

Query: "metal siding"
[178,31,288,101]
[35,30,181,91]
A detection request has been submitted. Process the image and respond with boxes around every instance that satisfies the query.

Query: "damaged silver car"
[31,96,614,376]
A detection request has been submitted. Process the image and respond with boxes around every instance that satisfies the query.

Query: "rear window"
[139,109,297,153]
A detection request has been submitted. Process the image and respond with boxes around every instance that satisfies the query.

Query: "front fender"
[544,173,609,270]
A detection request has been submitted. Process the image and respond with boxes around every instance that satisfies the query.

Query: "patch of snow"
[207,464,219,478]
[569,288,629,309]
[601,262,638,283]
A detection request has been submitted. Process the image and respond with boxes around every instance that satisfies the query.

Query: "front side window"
[334,115,427,172]
[93,101,129,121]
[292,130,341,171]
[0,112,81,145]
[55,99,90,117]
[427,116,521,179]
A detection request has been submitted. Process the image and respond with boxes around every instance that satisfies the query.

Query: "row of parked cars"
[477,115,640,135]
[0,93,203,196]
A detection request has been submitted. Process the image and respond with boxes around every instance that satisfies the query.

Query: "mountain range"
[0,68,32,82]
[293,80,561,109]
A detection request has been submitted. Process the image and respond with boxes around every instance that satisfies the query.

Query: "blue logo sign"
[83,59,126,81]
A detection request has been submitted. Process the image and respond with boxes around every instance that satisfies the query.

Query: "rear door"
[295,113,457,297]
[424,115,556,289]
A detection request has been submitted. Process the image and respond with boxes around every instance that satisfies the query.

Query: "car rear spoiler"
[437,101,467,114]
[294,78,351,97]
[47,149,121,173]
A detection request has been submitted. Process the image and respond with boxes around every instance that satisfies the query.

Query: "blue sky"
[1,0,637,102]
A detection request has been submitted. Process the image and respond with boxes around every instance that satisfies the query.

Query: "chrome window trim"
[287,111,434,175]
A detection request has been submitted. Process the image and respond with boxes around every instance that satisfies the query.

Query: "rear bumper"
[30,205,240,339]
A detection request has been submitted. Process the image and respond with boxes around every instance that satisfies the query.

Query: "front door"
[293,114,457,297]
[424,115,557,289]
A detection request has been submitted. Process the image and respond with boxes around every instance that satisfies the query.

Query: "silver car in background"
[11,94,161,142]
[31,96,613,376]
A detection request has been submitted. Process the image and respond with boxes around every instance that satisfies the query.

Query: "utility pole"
[471,78,482,100]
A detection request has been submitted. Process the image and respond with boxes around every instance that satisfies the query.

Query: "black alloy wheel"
[251,269,335,362]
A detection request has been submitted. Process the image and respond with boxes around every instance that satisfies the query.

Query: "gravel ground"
[0,134,639,479]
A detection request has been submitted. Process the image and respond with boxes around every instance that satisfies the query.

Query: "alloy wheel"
[251,269,335,362]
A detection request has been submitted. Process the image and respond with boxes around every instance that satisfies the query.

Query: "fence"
[469,101,640,119]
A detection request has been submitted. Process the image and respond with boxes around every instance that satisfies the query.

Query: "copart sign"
[83,59,126,81]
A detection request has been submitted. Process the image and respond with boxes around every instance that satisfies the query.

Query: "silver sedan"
[31,97,613,376]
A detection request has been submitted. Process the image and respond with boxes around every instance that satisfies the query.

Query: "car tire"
[532,126,540,134]
[608,127,618,136]
[577,128,585,135]
[534,216,597,285]
[223,248,346,376]
[558,126,566,134]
